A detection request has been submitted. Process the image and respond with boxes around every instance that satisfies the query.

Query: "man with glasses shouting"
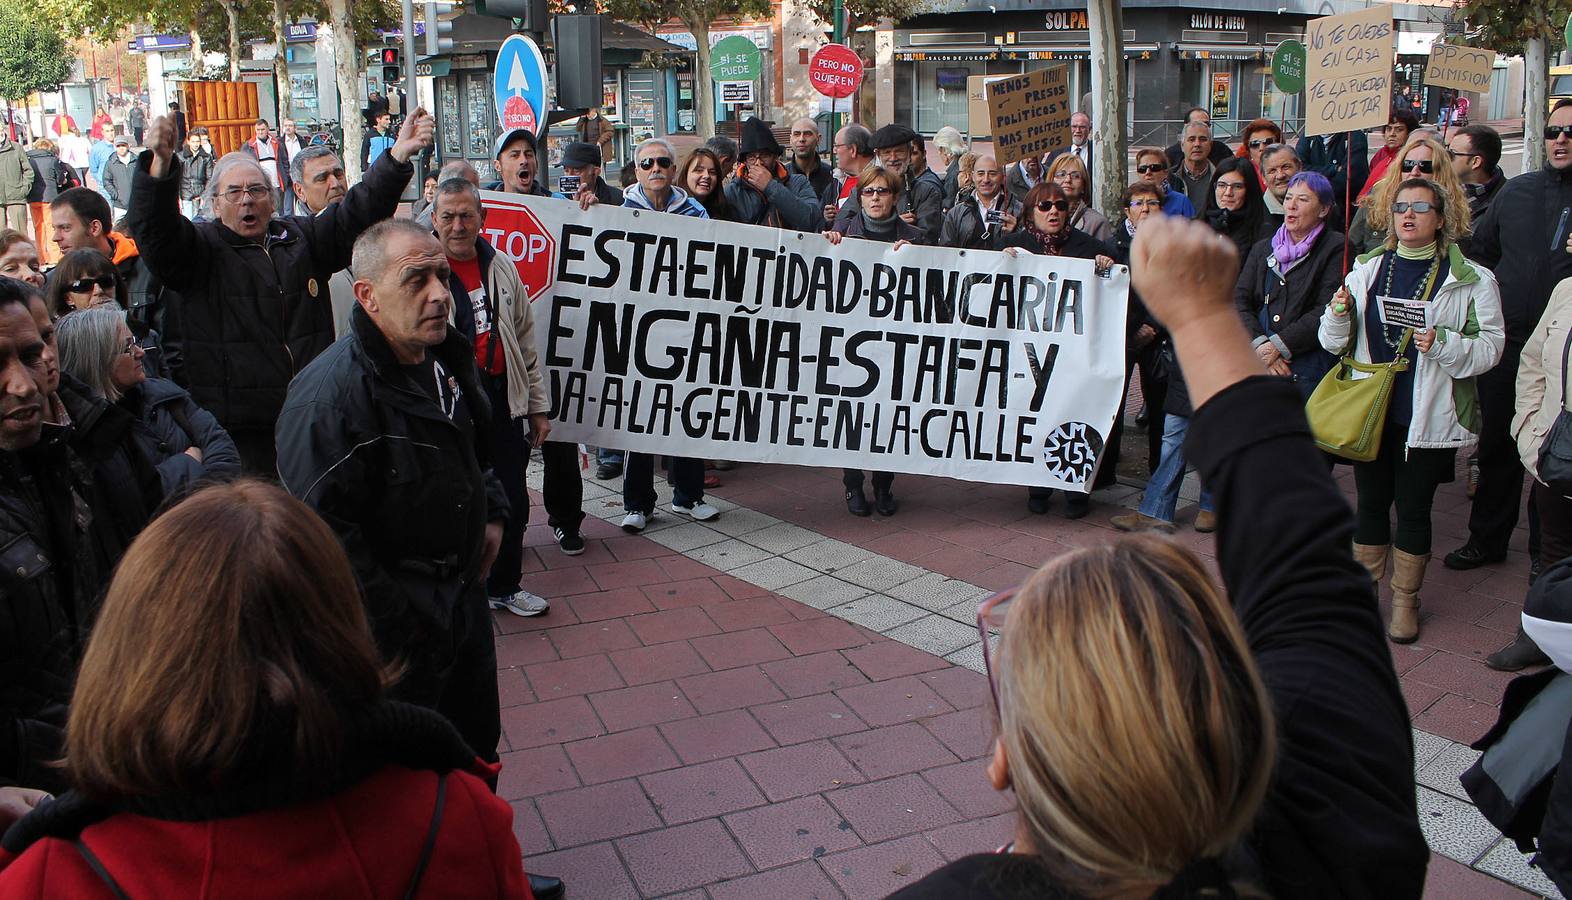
[1440,102,1572,668]
[123,108,433,473]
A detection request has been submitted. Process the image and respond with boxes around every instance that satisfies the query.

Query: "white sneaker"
[671,500,719,521]
[622,511,649,533]
[489,589,550,617]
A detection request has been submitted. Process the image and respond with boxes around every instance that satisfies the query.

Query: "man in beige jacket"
[431,177,552,617]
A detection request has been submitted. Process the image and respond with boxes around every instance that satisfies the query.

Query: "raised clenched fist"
[1128,214,1241,334]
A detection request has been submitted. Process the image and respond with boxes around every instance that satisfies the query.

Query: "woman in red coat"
[0,480,534,899]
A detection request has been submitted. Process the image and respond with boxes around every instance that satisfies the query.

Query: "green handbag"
[1305,304,1413,463]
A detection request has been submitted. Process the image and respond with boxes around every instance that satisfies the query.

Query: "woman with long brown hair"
[0,481,534,898]
[679,146,734,221]
[894,214,1426,900]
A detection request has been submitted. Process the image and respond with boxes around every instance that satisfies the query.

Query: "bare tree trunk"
[190,27,204,77]
[273,0,293,120]
[327,0,365,182]
[686,13,715,140]
[220,0,241,81]
[1526,34,1547,173]
[1086,0,1126,219]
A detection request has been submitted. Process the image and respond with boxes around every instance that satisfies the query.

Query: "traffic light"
[381,46,401,84]
[425,2,456,56]
[475,0,548,32]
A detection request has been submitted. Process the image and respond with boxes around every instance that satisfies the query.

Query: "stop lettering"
[479,200,557,303]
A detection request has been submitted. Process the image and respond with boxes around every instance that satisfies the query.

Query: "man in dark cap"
[835,123,943,243]
[1462,558,1572,898]
[558,141,621,207]
[722,117,820,230]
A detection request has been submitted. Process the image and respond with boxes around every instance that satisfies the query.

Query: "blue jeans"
[625,454,703,513]
[598,447,624,467]
[1138,414,1213,523]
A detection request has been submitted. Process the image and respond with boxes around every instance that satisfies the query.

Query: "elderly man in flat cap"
[834,123,944,243]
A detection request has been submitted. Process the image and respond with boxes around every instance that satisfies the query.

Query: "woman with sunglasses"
[1349,137,1469,255]
[1132,147,1195,218]
[1001,182,1117,518]
[1235,172,1343,400]
[1321,179,1504,644]
[824,164,924,516]
[1235,118,1284,185]
[894,214,1428,900]
[57,307,240,498]
[44,248,168,378]
[1044,154,1110,243]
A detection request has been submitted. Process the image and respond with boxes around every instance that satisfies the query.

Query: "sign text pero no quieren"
[984,65,1072,166]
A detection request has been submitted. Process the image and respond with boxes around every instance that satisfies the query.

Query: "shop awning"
[603,20,685,53]
[1175,43,1265,61]
[894,47,998,61]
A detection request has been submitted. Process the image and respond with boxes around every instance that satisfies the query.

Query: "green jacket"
[0,140,35,204]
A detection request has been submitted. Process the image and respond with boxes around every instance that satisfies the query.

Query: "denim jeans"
[598,447,624,467]
[625,454,703,512]
[1138,414,1213,523]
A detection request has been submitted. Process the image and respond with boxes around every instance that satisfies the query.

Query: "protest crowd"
[0,61,1567,900]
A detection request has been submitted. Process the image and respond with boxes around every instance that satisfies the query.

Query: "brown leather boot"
[1388,550,1429,644]
[1352,543,1390,584]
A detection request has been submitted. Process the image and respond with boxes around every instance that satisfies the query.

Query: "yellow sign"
[1303,6,1393,137]
[1424,42,1496,93]
[983,66,1072,165]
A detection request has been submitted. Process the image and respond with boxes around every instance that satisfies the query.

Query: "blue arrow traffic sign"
[494,33,548,136]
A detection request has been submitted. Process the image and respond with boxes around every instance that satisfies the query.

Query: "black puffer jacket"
[23,150,73,204]
[0,425,106,792]
[124,147,411,434]
[120,377,241,498]
[1468,164,1572,346]
[56,375,157,576]
[275,307,507,654]
[176,147,213,203]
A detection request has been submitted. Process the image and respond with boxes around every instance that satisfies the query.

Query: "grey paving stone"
[827,595,928,633]
[729,557,821,591]
[645,522,729,553]
[944,642,987,674]
[1416,786,1501,865]
[1416,741,1482,803]
[834,556,927,591]
[786,539,875,574]
[1412,728,1452,773]
[737,521,825,555]
[776,575,873,610]
[1476,837,1566,899]
[888,572,991,613]
[687,539,776,572]
[704,507,778,537]
[885,615,983,658]
[938,599,986,625]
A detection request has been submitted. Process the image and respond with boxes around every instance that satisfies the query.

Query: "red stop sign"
[809,44,863,99]
[479,196,557,303]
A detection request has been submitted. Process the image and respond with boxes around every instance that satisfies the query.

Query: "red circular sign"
[809,44,864,99]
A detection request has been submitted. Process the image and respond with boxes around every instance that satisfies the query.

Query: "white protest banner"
[1424,43,1495,93]
[480,191,1130,490]
[1304,6,1393,137]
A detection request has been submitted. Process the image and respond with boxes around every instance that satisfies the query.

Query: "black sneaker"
[553,526,586,556]
[1442,541,1505,571]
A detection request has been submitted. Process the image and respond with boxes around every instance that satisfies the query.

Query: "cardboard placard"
[967,74,1010,138]
[1377,295,1431,331]
[984,66,1072,165]
[1304,6,1393,137]
[1425,42,1496,93]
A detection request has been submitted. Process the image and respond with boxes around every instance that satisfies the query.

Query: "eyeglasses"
[220,185,270,202]
[1546,125,1572,141]
[861,186,893,197]
[638,156,674,170]
[121,336,140,357]
[1215,181,1246,194]
[1035,199,1069,213]
[1391,200,1435,214]
[1247,138,1274,149]
[66,274,117,294]
[1136,162,1168,174]
[1400,159,1434,174]
[976,587,1017,714]
[1129,198,1163,209]
[1446,149,1480,160]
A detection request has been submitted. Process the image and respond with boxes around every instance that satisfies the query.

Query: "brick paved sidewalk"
[498,450,1556,898]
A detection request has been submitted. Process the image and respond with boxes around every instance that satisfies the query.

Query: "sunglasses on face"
[638,156,674,170]
[1035,199,1069,213]
[1247,138,1273,149]
[1546,125,1572,140]
[1391,200,1435,214]
[67,274,117,293]
[1136,162,1168,174]
[1446,149,1480,160]
[1400,159,1434,174]
[860,186,893,197]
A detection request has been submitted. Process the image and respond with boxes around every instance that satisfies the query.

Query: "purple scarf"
[1270,222,1325,267]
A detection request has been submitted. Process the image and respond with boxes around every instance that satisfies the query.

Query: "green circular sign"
[710,35,762,83]
[1272,39,1307,94]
